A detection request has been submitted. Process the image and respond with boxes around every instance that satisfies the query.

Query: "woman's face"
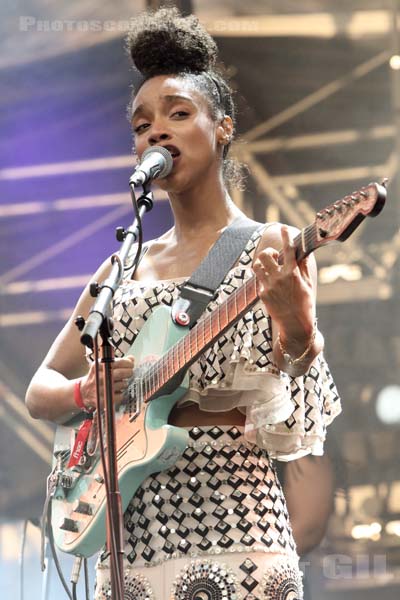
[131,74,227,194]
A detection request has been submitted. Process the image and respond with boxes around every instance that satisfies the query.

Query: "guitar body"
[51,306,190,557]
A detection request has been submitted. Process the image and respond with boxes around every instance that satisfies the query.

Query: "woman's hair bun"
[126,8,218,78]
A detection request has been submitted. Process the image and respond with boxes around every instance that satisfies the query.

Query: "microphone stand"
[77,182,153,600]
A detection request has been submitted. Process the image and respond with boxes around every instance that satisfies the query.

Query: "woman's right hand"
[79,355,135,412]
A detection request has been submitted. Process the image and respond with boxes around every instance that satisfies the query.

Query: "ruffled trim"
[183,312,341,461]
[250,355,341,461]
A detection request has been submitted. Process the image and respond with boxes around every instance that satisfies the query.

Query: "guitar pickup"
[73,501,93,516]
[59,518,79,533]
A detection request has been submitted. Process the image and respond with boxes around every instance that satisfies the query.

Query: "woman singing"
[26,8,341,599]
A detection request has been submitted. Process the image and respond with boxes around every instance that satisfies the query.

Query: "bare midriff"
[168,400,246,427]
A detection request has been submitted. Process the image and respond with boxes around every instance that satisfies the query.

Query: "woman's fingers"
[280,225,297,270]
[80,356,135,410]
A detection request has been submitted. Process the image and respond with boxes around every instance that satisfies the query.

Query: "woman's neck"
[167,178,243,243]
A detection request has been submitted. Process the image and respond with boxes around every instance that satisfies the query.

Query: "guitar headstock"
[315,181,387,246]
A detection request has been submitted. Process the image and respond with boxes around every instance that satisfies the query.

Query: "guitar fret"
[189,329,197,357]
[250,276,258,301]
[172,345,178,371]
[236,287,246,313]
[159,361,164,387]
[154,367,159,392]
[143,373,151,399]
[233,291,238,317]
[171,345,176,372]
[207,313,213,343]
[158,361,163,386]
[143,376,149,400]
[200,319,206,348]
[218,301,228,330]
[203,315,209,345]
[148,369,155,396]
[226,294,235,322]
[210,309,218,337]
[184,334,191,362]
[177,339,185,369]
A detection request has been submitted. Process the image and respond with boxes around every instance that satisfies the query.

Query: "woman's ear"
[217,115,234,145]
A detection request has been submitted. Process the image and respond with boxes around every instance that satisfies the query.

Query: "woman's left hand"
[253,225,316,346]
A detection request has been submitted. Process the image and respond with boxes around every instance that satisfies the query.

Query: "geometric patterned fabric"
[98,426,297,569]
[95,428,302,599]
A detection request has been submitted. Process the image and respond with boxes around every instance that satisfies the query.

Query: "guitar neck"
[139,222,318,402]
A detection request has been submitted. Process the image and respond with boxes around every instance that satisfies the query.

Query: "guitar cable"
[19,519,28,600]
[84,558,90,600]
[45,499,73,600]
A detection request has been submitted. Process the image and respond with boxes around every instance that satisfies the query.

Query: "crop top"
[109,227,341,461]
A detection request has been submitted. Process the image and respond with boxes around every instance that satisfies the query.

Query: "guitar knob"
[60,518,79,532]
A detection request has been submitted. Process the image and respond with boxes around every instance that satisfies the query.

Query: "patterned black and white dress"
[94,228,341,600]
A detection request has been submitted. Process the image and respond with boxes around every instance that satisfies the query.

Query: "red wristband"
[74,380,86,411]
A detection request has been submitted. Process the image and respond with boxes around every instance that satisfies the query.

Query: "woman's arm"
[281,454,335,555]
[25,257,134,423]
[253,223,324,377]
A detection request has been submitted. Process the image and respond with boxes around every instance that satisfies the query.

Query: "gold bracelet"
[277,320,318,366]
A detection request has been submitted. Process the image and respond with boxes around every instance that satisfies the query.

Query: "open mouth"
[164,145,181,159]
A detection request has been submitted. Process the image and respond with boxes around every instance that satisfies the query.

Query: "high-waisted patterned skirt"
[95,426,303,600]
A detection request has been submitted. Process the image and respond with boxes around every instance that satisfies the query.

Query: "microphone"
[130,145,173,186]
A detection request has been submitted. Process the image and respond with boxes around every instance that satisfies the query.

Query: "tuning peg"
[359,190,368,198]
[381,178,389,188]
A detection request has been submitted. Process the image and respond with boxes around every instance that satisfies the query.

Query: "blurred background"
[1,0,400,598]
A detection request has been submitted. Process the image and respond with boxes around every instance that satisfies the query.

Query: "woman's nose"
[149,131,170,146]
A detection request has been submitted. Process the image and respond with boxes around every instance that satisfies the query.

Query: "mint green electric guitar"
[49,182,386,557]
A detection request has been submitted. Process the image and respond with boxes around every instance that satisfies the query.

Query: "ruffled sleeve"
[246,354,341,461]
[184,267,342,461]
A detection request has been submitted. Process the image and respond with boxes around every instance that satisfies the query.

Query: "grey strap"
[171,216,264,327]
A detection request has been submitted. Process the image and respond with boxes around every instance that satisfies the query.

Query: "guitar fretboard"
[137,222,318,403]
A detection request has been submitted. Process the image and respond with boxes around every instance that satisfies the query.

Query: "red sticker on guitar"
[68,418,93,468]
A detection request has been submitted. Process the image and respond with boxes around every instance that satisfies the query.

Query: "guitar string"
[138,222,319,399]
[142,222,316,393]
[133,196,369,400]
[128,194,368,404]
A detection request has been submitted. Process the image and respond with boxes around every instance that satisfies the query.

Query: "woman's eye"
[171,111,188,118]
[134,123,149,134]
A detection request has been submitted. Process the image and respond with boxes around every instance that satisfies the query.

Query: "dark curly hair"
[125,8,245,188]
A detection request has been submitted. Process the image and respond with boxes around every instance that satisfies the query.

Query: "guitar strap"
[171,216,264,328]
